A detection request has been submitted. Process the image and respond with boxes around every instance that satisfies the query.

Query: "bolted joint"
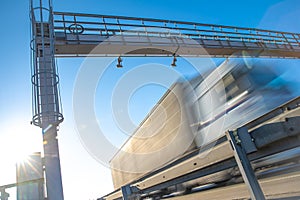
[233,130,242,145]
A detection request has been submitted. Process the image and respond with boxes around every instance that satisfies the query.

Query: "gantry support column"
[30,0,64,199]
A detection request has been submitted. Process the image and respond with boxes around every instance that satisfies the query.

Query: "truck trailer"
[102,58,300,200]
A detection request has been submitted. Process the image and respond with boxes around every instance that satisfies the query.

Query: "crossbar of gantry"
[53,12,300,57]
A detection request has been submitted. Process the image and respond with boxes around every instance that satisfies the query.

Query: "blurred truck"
[109,58,295,190]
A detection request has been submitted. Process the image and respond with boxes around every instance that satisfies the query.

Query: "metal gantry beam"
[52,12,300,57]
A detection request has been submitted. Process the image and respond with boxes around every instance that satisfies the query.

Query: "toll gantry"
[53,12,300,57]
[29,0,300,200]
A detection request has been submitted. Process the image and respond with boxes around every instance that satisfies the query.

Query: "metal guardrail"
[53,12,300,50]
[0,178,44,200]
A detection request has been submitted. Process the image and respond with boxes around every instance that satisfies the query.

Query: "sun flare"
[0,123,43,165]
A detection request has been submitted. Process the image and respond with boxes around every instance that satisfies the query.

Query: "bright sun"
[0,123,43,164]
[3,136,36,164]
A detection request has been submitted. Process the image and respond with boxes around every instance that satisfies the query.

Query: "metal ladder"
[30,0,64,199]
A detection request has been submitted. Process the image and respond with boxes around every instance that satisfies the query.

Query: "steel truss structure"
[52,12,300,57]
[29,0,300,200]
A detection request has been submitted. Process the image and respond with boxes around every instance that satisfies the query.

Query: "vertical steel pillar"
[30,0,64,199]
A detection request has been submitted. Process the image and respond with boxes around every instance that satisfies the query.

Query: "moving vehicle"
[109,57,296,191]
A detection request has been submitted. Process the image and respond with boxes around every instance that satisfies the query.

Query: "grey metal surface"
[236,127,257,154]
[52,12,300,57]
[30,0,64,199]
[30,1,63,128]
[121,186,130,200]
[226,130,266,200]
[42,126,64,200]
[251,116,300,148]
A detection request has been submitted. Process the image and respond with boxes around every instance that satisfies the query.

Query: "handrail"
[53,12,300,49]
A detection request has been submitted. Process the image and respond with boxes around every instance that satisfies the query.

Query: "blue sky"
[0,0,299,199]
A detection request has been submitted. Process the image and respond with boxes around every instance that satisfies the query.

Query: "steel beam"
[52,12,300,58]
[226,129,266,200]
[30,0,64,199]
[43,125,64,200]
